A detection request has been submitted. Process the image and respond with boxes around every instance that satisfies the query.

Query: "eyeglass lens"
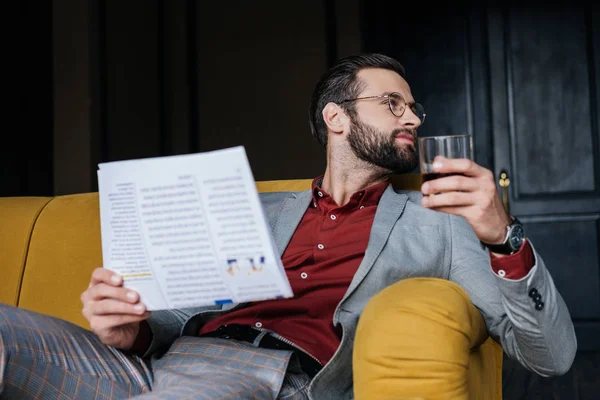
[389,93,425,123]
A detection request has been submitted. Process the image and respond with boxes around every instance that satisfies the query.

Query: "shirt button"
[255,322,263,328]
[313,202,317,207]
[359,206,365,209]
[498,269,506,277]
[330,214,337,220]
[317,191,323,197]
[317,244,324,250]
[301,272,308,279]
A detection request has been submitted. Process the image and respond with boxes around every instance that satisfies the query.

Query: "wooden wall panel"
[508,9,595,196]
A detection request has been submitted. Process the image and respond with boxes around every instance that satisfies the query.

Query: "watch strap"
[483,217,523,255]
[485,240,514,255]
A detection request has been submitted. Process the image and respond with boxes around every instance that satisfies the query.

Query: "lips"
[395,133,415,143]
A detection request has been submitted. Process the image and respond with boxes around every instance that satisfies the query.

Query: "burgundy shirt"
[199,176,534,365]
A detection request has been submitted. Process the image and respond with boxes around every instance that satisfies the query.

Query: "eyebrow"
[381,91,416,105]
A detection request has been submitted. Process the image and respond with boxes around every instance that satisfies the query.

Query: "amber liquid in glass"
[422,172,463,183]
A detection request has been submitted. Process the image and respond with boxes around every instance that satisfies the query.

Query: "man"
[0,53,576,399]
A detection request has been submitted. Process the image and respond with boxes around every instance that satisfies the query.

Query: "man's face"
[347,113,418,174]
[345,68,422,174]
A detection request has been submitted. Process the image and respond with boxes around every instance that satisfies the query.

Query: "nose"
[401,106,422,128]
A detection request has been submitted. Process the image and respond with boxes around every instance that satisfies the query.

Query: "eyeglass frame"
[338,92,426,123]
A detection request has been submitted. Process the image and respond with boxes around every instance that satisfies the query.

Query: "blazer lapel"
[273,190,313,256]
[341,184,409,302]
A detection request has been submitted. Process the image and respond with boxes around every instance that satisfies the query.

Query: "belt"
[200,324,322,378]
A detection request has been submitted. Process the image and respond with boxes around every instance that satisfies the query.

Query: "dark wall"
[194,1,330,179]
[2,2,54,197]
[47,0,361,196]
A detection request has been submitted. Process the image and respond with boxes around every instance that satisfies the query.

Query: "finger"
[88,283,140,303]
[421,174,479,195]
[90,267,122,287]
[88,298,148,316]
[432,156,484,177]
[421,191,474,208]
[423,206,468,218]
[90,312,151,332]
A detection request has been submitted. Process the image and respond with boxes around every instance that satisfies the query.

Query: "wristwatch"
[482,217,525,255]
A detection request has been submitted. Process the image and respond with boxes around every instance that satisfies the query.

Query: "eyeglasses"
[339,92,426,124]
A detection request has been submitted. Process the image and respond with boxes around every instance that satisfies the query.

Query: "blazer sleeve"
[447,214,577,377]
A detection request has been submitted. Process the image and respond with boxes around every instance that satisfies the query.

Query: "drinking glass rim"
[418,134,471,141]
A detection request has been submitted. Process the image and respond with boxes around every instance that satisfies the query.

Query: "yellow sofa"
[0,175,502,399]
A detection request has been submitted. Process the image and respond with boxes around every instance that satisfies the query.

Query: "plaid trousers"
[0,304,310,399]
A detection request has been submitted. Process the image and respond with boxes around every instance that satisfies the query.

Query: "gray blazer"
[144,185,577,400]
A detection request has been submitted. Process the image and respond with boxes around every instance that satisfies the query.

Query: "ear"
[322,102,346,134]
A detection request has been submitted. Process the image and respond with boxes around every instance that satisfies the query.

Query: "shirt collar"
[310,175,390,210]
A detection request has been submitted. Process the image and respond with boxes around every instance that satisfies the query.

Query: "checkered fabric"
[132,337,310,400]
[0,304,152,399]
[0,304,309,399]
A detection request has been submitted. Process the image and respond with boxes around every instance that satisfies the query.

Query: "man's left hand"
[420,156,512,245]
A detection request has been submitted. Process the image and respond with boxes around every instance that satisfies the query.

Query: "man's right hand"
[81,268,151,350]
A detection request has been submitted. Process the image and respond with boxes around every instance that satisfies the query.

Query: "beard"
[347,115,419,174]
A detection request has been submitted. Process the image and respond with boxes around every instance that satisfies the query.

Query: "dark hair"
[308,53,406,148]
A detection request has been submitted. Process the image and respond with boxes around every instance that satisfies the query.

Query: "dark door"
[361,1,600,397]
[487,6,600,351]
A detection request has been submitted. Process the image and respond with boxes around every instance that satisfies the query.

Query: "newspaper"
[97,146,294,310]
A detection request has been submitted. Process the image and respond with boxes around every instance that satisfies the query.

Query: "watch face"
[509,224,525,250]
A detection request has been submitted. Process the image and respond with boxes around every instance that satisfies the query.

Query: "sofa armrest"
[0,197,52,306]
[353,277,502,400]
[17,193,102,328]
